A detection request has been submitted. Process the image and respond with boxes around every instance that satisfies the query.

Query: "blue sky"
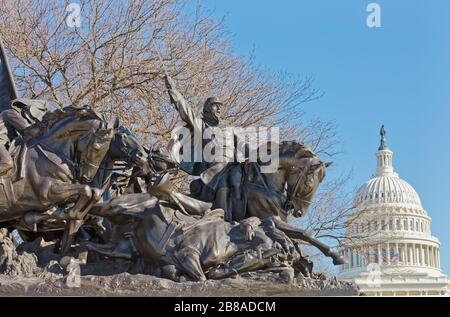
[200,0,450,273]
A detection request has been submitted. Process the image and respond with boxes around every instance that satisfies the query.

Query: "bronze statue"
[0,107,151,251]
[379,124,388,150]
[84,192,299,282]
[164,74,228,176]
[0,39,346,285]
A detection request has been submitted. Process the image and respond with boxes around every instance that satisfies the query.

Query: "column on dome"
[414,243,418,266]
[403,243,407,265]
[395,243,399,265]
[386,243,390,265]
[399,243,403,264]
[417,244,421,266]
[434,248,437,268]
[378,245,382,265]
[429,246,432,267]
[432,247,435,268]
[405,244,408,265]
[433,247,437,268]
[417,245,421,266]
[421,246,425,266]
[436,248,441,269]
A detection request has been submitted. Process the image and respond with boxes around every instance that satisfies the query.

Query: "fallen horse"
[85,193,301,282]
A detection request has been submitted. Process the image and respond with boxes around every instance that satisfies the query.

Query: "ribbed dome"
[353,127,424,209]
[355,174,422,207]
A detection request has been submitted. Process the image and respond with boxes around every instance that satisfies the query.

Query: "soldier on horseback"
[164,74,247,220]
[0,99,48,175]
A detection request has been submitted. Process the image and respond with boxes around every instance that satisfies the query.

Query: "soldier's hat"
[11,98,48,121]
[203,97,223,108]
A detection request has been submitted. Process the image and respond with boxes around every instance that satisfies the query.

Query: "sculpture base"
[0,272,358,296]
[0,229,358,296]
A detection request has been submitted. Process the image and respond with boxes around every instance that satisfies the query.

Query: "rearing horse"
[0,106,147,251]
[0,107,107,223]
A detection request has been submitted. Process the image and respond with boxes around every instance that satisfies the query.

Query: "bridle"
[284,160,313,214]
[78,124,116,183]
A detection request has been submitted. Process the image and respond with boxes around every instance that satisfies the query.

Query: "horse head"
[278,141,332,218]
[108,117,150,175]
[31,106,110,180]
[77,122,114,184]
[145,146,179,174]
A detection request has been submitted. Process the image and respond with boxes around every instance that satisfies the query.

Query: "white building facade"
[338,127,448,296]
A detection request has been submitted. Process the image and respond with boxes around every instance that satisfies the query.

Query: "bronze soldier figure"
[0,99,48,174]
[164,74,231,175]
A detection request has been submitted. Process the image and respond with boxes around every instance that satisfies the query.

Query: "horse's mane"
[24,105,105,140]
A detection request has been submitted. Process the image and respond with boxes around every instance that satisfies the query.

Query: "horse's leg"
[207,248,280,279]
[82,241,134,260]
[47,182,102,253]
[269,217,345,265]
[173,247,206,281]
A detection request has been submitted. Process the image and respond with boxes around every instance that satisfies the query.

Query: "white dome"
[355,174,422,208]
[353,142,424,210]
[339,126,446,293]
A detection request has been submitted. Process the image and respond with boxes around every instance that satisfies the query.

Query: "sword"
[152,41,169,77]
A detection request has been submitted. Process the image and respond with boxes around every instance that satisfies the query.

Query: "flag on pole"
[0,38,18,112]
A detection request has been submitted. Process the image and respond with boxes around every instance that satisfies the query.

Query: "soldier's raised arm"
[164,74,202,133]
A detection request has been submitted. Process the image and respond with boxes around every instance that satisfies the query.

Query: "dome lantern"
[375,125,396,177]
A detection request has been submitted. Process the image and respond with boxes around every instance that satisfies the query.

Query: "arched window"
[415,221,419,231]
[381,219,386,230]
[404,219,408,230]
[420,222,423,232]
[396,219,401,230]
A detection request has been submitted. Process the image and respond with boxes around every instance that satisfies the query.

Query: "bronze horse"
[0,106,149,252]
[85,193,299,282]
[105,141,345,265]
[189,141,344,265]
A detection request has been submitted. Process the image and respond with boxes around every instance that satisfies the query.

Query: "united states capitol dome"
[338,126,447,296]
[354,148,423,209]
[353,125,424,211]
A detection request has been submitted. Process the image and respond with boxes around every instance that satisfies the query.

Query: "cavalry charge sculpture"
[0,40,344,283]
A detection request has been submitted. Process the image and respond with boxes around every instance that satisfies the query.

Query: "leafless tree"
[0,0,364,272]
